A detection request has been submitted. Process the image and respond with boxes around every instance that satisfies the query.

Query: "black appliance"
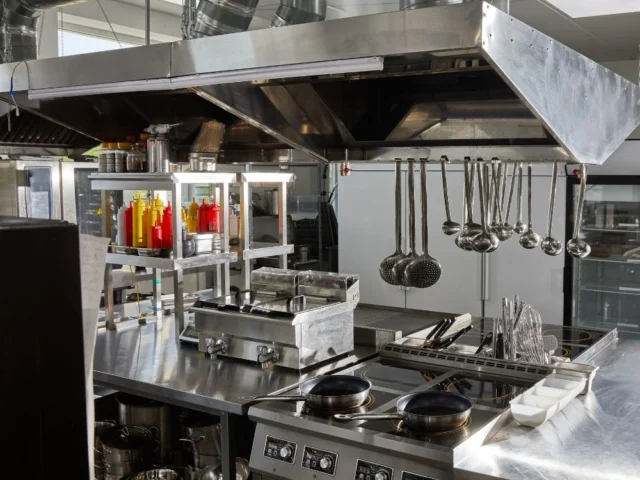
[0,216,89,478]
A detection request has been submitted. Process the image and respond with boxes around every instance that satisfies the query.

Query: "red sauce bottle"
[210,200,221,233]
[124,201,133,247]
[198,199,210,233]
[162,202,173,249]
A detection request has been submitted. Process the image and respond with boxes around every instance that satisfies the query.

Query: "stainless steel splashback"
[1,2,638,164]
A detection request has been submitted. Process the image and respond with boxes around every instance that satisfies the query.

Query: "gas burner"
[543,326,595,344]
[301,394,376,419]
[360,365,433,392]
[390,418,472,439]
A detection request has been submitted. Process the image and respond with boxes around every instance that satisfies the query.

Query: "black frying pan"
[252,375,371,410]
[334,391,472,431]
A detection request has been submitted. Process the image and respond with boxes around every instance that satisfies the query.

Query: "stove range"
[249,360,535,480]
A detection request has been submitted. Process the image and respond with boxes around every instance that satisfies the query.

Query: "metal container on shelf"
[189,153,217,172]
[187,233,221,255]
[265,189,279,215]
[116,393,171,459]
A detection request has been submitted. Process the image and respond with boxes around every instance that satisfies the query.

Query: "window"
[58,30,135,56]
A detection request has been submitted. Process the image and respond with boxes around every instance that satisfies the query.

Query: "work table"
[93,313,633,480]
[456,336,637,480]
[93,316,377,416]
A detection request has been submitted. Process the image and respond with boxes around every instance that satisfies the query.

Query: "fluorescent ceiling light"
[28,56,384,100]
[170,57,384,89]
[546,0,640,18]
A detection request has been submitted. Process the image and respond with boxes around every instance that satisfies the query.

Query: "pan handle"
[334,413,405,421]
[251,395,308,403]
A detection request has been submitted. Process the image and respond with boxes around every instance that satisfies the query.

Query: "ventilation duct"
[400,0,474,10]
[194,0,259,37]
[271,0,326,27]
[0,0,88,63]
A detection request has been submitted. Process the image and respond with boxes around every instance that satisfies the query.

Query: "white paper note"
[79,234,111,480]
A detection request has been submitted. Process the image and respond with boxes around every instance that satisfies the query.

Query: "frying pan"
[334,391,472,431]
[252,375,371,410]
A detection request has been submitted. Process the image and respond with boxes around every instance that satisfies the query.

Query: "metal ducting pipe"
[400,0,474,10]
[1,0,89,63]
[270,0,326,28]
[194,0,259,37]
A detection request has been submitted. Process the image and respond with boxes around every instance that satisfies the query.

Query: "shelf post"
[152,268,162,318]
[240,180,251,289]
[104,263,115,330]
[278,181,288,269]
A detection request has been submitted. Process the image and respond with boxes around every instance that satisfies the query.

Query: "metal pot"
[181,414,222,458]
[192,458,250,480]
[130,469,180,480]
[117,393,171,459]
[101,425,153,464]
[95,420,117,458]
[103,458,141,476]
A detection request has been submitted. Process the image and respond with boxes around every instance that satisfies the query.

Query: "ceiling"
[241,0,640,61]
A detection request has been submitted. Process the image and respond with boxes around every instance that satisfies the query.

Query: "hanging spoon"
[393,159,417,284]
[472,162,499,253]
[500,163,517,240]
[440,156,461,235]
[519,163,541,249]
[489,161,502,234]
[456,159,482,251]
[541,162,564,256]
[567,164,591,259]
[491,163,512,242]
[514,163,526,234]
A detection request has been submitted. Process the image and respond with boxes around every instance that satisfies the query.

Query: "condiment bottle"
[147,199,161,248]
[142,199,150,248]
[125,202,133,247]
[151,219,163,249]
[211,199,221,233]
[198,199,210,233]
[154,194,165,219]
[133,196,146,247]
[116,206,126,245]
[188,198,199,233]
[162,202,173,249]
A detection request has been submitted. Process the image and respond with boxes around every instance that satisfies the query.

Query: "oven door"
[61,162,102,235]
[14,160,62,220]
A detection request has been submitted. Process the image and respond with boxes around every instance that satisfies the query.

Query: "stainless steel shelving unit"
[90,171,295,338]
[237,171,295,288]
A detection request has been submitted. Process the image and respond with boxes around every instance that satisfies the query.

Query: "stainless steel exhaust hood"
[1,1,638,164]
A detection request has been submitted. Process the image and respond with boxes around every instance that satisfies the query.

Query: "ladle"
[514,163,526,234]
[379,161,406,284]
[440,156,461,235]
[567,164,591,259]
[541,162,564,256]
[472,162,499,253]
[519,163,541,249]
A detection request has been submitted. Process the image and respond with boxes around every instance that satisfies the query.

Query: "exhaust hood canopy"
[1,1,638,164]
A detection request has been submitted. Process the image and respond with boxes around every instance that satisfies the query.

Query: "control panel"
[402,472,436,480]
[355,460,394,480]
[263,436,297,464]
[302,446,338,476]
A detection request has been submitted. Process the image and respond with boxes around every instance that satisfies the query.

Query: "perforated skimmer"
[405,159,442,288]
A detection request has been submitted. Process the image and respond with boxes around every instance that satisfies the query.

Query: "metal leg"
[240,181,251,289]
[152,268,162,315]
[220,412,237,480]
[104,263,115,330]
[174,269,184,342]
[278,181,288,269]
[220,183,231,296]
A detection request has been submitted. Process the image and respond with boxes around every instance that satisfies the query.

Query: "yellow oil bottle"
[132,196,146,247]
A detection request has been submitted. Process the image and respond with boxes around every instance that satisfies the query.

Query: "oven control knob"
[375,472,389,480]
[319,456,333,470]
[279,446,293,459]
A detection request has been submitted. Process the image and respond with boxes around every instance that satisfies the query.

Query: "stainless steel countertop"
[93,316,377,416]
[456,337,637,480]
